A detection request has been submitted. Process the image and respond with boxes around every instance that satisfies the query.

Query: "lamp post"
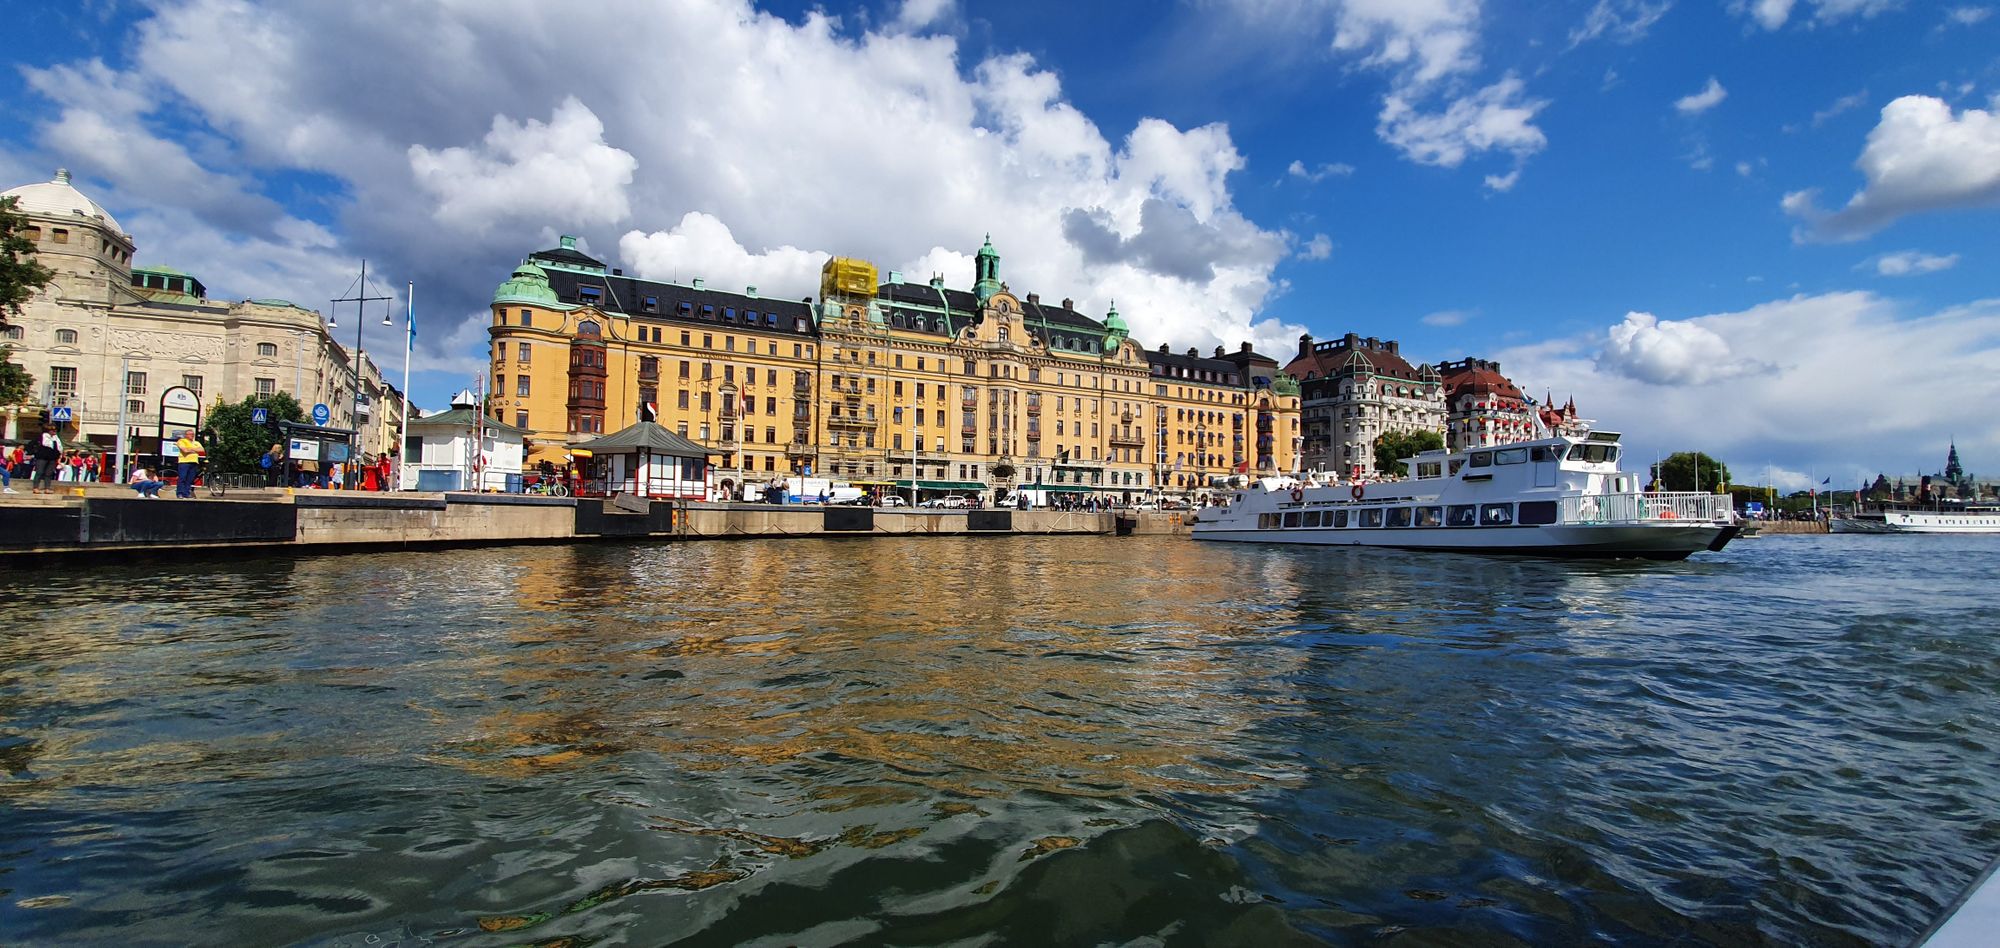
[904,402,918,508]
[328,260,390,488]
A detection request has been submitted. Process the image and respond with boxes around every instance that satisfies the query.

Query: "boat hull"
[1190,522,1734,560]
[1832,513,2000,534]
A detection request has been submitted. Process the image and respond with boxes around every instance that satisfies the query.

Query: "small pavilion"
[571,421,714,499]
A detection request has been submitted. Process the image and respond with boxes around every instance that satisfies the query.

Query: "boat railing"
[1561,492,1731,525]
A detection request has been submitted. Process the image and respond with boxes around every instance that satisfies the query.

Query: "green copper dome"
[1102,300,1127,333]
[1271,373,1301,396]
[493,260,558,306]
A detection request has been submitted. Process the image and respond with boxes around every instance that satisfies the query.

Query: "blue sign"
[1745,502,1765,514]
[50,406,73,423]
[251,407,269,425]
[311,403,330,425]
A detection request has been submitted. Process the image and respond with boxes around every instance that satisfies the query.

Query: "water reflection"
[1,536,1996,945]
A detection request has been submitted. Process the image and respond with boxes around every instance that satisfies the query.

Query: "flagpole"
[396,281,414,491]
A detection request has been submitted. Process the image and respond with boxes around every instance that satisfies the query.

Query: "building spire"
[973,233,1002,305]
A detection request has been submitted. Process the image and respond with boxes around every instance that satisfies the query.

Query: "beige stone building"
[1,169,405,466]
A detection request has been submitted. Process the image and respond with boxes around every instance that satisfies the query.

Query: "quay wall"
[1759,521,1830,535]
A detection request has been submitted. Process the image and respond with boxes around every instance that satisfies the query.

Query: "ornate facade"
[1286,333,1446,476]
[1,169,404,461]
[485,235,1300,500]
[1436,357,1534,451]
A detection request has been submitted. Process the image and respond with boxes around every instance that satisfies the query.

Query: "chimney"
[692,278,704,290]
[1186,347,1199,358]
[1365,336,1378,349]
[1386,340,1399,354]
[1240,341,1253,353]
[1158,343,1170,354]
[887,270,902,284]
[1214,345,1226,358]
[1343,332,1360,348]
[1061,297,1073,310]
[612,268,623,276]
[745,285,758,298]
[1298,333,1314,358]
[1026,292,1039,304]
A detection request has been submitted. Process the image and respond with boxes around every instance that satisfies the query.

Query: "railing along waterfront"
[1562,492,1730,525]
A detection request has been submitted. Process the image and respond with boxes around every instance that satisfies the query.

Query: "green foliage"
[1373,428,1445,474]
[206,392,304,474]
[0,344,30,405]
[1650,451,1730,491]
[1,196,56,326]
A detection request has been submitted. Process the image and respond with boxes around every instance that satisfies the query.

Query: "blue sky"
[3,0,1996,487]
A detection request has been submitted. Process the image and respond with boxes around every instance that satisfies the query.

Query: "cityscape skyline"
[3,0,1995,489]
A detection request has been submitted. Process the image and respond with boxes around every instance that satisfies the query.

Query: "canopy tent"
[572,421,714,499]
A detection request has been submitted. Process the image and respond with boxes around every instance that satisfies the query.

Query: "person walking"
[30,430,61,494]
[261,443,284,487]
[173,429,205,499]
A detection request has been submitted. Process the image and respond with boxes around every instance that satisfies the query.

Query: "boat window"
[1447,504,1478,527]
[1495,448,1528,465]
[1360,508,1384,528]
[1386,507,1412,528]
[1258,513,1279,529]
[1530,446,1556,462]
[1332,510,1349,528]
[1415,506,1443,527]
[1416,462,1441,479]
[1469,452,1493,468]
[1449,459,1465,475]
[1304,510,1323,527]
[1282,512,1301,528]
[1518,501,1558,525]
[1565,444,1618,463]
[1481,503,1514,526]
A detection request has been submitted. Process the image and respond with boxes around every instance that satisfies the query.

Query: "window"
[496,341,507,363]
[678,391,689,409]
[1468,452,1493,468]
[519,341,531,363]
[1415,507,1443,527]
[1359,508,1384,528]
[1481,504,1515,526]
[1281,511,1302,528]
[1518,501,1559,525]
[579,286,603,306]
[55,328,78,345]
[255,377,276,397]
[127,399,145,415]
[182,375,203,398]
[1386,507,1412,528]
[255,342,279,358]
[517,376,531,397]
[643,296,658,313]
[519,309,533,328]
[1495,447,1529,465]
[703,333,713,349]
[680,360,690,379]
[125,371,148,396]
[516,410,530,429]
[1304,511,1323,527]
[1448,504,1478,527]
[52,228,69,244]
[1332,510,1349,528]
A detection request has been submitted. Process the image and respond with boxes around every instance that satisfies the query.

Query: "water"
[2,535,1996,946]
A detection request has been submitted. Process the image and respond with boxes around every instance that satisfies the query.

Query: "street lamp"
[903,403,918,509]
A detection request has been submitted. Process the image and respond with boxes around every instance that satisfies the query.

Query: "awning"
[849,480,896,487]
[569,449,593,457]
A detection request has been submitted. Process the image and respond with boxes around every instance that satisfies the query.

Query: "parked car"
[920,495,971,509]
[878,495,909,507]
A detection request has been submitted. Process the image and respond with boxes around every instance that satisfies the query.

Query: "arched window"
[578,320,601,337]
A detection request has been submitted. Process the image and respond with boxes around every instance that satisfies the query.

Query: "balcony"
[1109,431,1144,448]
[1025,428,1041,441]
[1026,401,1041,415]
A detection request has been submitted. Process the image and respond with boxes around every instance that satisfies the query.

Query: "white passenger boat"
[1191,432,1739,560]
[1830,506,2000,534]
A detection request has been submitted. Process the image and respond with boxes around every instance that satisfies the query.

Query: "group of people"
[3,430,70,494]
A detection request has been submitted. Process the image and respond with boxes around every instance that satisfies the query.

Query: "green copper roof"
[248,298,307,309]
[1102,300,1126,333]
[1271,373,1300,396]
[133,265,194,277]
[973,234,1002,305]
[493,259,560,306]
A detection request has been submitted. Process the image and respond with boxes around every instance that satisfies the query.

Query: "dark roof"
[408,407,530,435]
[873,280,1110,350]
[572,421,712,458]
[1144,347,1245,387]
[1285,333,1430,382]
[528,245,606,270]
[1437,358,1523,400]
[540,269,815,337]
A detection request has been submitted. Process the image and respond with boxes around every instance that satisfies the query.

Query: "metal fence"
[1560,492,1731,524]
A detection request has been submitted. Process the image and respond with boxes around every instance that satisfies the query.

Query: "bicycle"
[205,472,261,498]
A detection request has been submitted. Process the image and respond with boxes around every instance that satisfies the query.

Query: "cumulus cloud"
[1784,94,2000,241]
[16,0,1313,380]
[409,98,638,232]
[1675,77,1728,115]
[1328,0,1484,86]
[1378,75,1549,168]
[1569,0,1674,47]
[1597,311,1768,384]
[1734,0,1903,30]
[1498,292,2000,484]
[1483,168,1522,192]
[1872,250,1961,276]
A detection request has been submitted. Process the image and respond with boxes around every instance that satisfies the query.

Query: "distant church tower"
[1944,441,1965,482]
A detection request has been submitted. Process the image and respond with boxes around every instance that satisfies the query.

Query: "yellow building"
[485,235,1298,500]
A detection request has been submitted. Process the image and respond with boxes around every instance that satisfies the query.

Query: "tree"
[1374,429,1444,474]
[1,196,54,404]
[206,392,304,474]
[1650,451,1729,492]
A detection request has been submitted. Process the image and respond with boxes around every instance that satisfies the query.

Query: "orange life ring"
[1659,510,1679,520]
[1290,488,1304,502]
[1351,485,1365,501]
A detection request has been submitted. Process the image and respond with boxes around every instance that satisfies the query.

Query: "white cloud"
[1872,250,1961,276]
[1946,7,1993,25]
[1675,77,1728,115]
[1285,159,1355,183]
[1735,160,1754,176]
[1378,75,1549,168]
[18,0,1313,376]
[1328,0,1484,87]
[1498,292,2000,483]
[1812,90,1869,126]
[1735,0,1903,30]
[408,97,638,233]
[1297,233,1334,260]
[1569,0,1674,47]
[1421,308,1474,327]
[1597,311,1767,384]
[1785,94,2000,241]
[1483,168,1522,192]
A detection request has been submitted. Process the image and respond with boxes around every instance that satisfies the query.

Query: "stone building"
[484,234,1299,501]
[1435,357,1534,451]
[1285,332,1446,476]
[1,169,405,465]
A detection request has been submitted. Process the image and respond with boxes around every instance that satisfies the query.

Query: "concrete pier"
[0,490,1130,557]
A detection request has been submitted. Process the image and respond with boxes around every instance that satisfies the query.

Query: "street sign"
[50,406,73,423]
[251,407,269,425]
[311,403,331,425]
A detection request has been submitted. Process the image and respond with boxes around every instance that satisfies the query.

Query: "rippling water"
[3,535,1997,945]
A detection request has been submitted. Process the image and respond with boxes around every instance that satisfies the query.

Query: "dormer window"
[578,286,603,306]
[642,296,658,313]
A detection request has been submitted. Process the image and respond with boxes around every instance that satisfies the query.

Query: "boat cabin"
[1403,431,1641,495]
